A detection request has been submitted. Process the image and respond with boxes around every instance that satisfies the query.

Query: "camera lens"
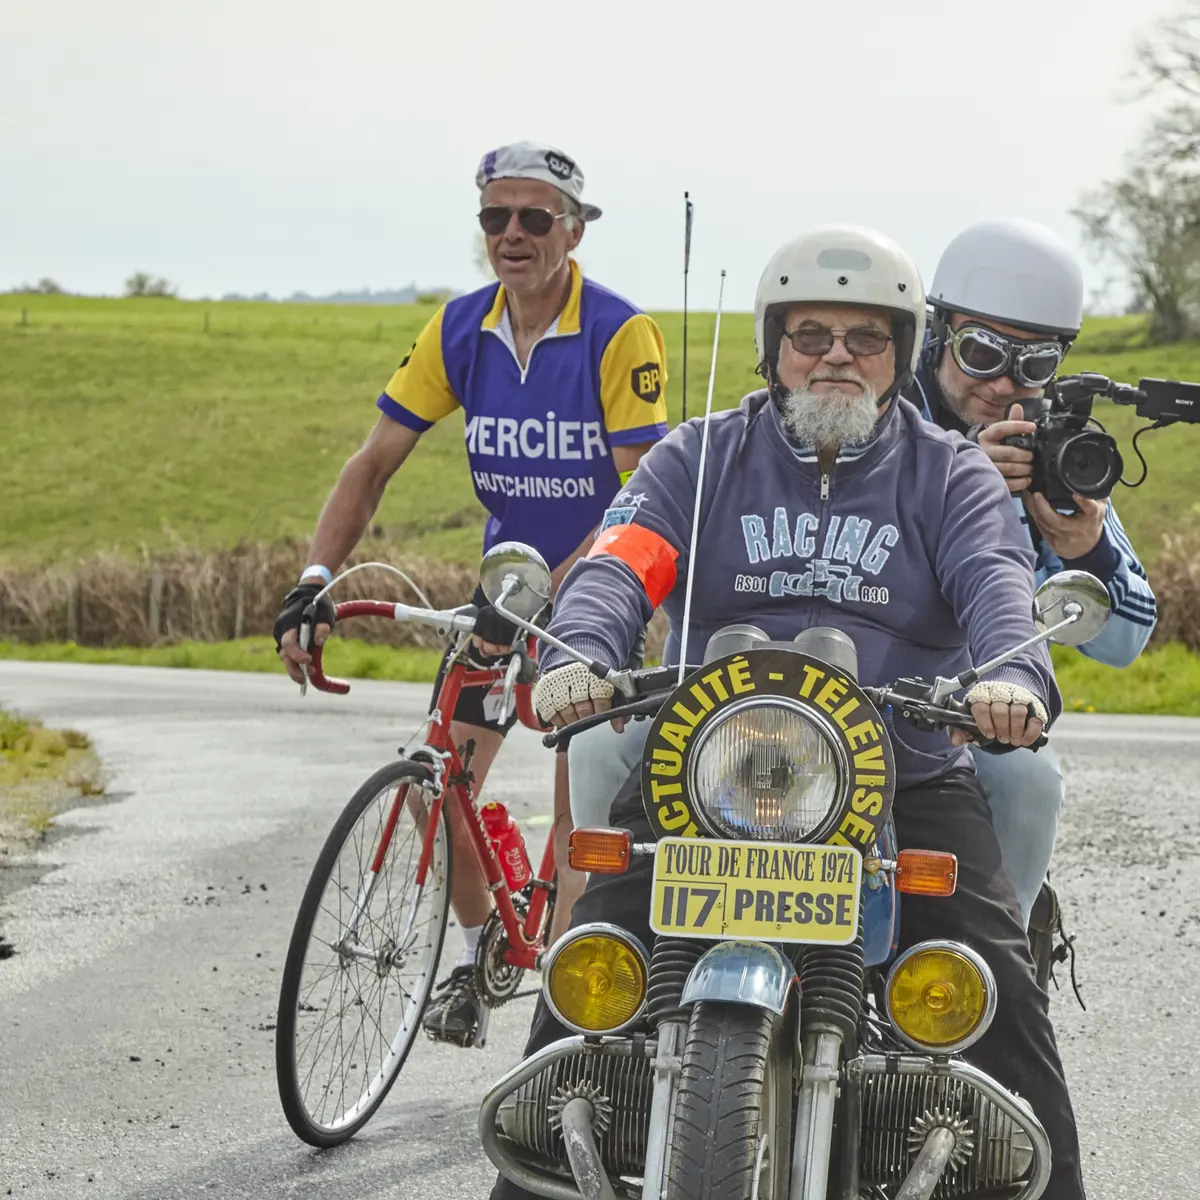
[1055,432,1124,498]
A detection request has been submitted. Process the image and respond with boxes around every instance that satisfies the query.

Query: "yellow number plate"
[650,838,861,945]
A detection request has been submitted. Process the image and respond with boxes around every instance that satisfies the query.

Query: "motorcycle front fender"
[679,940,795,1015]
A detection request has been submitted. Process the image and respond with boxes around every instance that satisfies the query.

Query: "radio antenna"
[676,268,726,685]
[681,192,693,423]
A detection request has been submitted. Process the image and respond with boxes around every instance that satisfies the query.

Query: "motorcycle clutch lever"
[869,688,1047,753]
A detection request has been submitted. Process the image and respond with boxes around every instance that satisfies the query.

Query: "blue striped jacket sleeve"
[1036,502,1157,667]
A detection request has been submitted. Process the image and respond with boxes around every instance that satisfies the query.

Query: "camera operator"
[908,216,1158,926]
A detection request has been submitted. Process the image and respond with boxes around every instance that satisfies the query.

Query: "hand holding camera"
[1024,491,1107,559]
[972,402,1109,556]
[968,371,1200,559]
[975,404,1037,495]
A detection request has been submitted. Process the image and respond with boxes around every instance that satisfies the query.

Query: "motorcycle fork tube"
[833,1056,861,1198]
[789,1025,843,1200]
[640,1018,685,1200]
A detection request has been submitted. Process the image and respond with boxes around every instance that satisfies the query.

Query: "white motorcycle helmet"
[754,224,927,403]
[927,217,1084,341]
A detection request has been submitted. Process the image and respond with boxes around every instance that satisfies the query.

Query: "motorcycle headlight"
[885,941,997,1054]
[543,923,649,1036]
[689,698,845,842]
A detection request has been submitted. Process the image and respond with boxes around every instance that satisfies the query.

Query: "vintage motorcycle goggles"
[948,323,1064,387]
[478,205,569,237]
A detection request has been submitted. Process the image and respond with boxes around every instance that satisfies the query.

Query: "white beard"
[779,382,880,449]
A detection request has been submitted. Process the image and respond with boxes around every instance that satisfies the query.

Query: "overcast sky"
[1,0,1179,311]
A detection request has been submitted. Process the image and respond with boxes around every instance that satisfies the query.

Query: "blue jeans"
[970,741,1064,926]
[567,718,648,828]
[567,719,1064,928]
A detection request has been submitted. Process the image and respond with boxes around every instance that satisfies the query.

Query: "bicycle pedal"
[423,1024,475,1049]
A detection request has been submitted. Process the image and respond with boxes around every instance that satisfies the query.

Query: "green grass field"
[4,295,1200,568]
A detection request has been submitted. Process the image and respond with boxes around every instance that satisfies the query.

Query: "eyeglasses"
[948,323,1064,388]
[782,324,893,358]
[478,205,569,237]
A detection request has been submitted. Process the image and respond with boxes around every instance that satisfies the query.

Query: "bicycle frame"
[306,599,556,973]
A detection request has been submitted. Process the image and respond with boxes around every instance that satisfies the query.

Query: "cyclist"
[274,140,669,1045]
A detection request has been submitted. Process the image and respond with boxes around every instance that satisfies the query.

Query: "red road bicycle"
[274,584,556,1147]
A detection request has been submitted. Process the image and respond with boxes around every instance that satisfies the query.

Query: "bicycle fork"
[337,780,443,970]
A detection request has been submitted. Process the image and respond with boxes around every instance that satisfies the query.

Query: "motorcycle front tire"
[666,1001,793,1200]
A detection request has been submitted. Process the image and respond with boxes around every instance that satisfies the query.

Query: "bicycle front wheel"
[275,758,452,1146]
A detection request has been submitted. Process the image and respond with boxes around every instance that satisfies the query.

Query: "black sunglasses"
[783,323,893,358]
[478,205,569,237]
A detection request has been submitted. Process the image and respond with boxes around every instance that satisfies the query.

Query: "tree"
[1133,0,1200,100]
[124,272,177,298]
[1128,2,1200,163]
[36,278,63,294]
[1072,1,1200,341]
[1072,152,1200,342]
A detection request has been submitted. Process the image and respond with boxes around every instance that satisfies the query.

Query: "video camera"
[984,372,1200,512]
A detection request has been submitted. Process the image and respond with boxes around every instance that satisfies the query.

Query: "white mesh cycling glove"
[965,680,1049,726]
[533,663,616,724]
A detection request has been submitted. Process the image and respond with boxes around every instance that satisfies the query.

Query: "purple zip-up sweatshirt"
[542,390,1061,789]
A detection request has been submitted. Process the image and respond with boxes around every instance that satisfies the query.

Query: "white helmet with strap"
[754,223,927,402]
[928,217,1084,341]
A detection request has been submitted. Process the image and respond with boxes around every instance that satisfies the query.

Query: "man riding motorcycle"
[490,223,1087,1200]
[272,140,669,1045]
[910,217,1157,925]
[568,217,1158,943]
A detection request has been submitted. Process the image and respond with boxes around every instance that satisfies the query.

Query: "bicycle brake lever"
[298,604,315,698]
[500,653,522,726]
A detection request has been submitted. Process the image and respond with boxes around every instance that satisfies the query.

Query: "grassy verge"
[2,637,1199,717]
[1051,642,1200,716]
[0,637,445,682]
[0,706,104,860]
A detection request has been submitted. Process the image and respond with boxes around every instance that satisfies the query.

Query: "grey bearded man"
[489,224,1089,1199]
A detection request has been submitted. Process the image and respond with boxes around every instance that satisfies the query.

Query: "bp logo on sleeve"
[631,362,662,403]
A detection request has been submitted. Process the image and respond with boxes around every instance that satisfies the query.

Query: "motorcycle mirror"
[479,541,552,622]
[1033,570,1111,647]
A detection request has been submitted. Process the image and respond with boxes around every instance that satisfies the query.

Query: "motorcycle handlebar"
[536,677,1047,754]
[865,687,1048,754]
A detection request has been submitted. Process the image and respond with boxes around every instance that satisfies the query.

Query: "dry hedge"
[0,539,477,651]
[1146,533,1200,652]
[0,532,1195,657]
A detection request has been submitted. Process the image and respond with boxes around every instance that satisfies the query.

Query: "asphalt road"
[0,661,1197,1200]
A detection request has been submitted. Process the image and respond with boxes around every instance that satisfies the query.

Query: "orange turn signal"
[568,828,632,874]
[895,849,958,897]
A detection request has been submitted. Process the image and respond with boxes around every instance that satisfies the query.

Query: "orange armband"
[587,524,679,608]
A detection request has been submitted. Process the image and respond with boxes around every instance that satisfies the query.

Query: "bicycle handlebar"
[300,599,547,733]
